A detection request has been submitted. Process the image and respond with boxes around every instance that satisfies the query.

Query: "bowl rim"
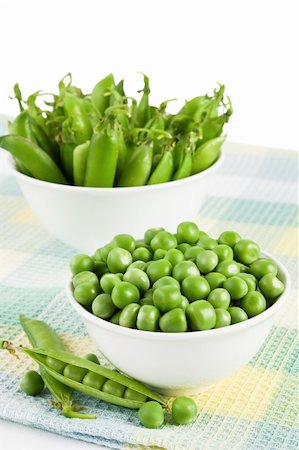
[66,250,291,341]
[5,150,222,193]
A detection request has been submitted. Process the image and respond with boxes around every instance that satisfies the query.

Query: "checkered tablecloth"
[0,113,298,449]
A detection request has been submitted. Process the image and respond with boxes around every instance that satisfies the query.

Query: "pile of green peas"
[70,222,285,332]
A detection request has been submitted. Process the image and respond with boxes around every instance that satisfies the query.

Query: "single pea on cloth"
[0,112,298,449]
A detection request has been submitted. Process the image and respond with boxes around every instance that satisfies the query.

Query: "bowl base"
[151,382,215,397]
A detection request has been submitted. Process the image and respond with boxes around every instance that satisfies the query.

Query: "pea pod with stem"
[118,141,153,187]
[0,135,67,184]
[91,73,115,116]
[21,347,167,409]
[63,93,93,145]
[73,141,90,186]
[191,136,225,175]
[147,149,174,185]
[134,74,151,128]
[84,124,120,187]
[19,315,95,419]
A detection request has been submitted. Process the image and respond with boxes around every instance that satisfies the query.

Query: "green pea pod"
[19,315,94,419]
[73,141,90,186]
[135,74,151,127]
[63,93,92,145]
[191,136,225,175]
[173,151,192,180]
[147,151,174,185]
[0,135,67,184]
[173,140,186,171]
[21,347,166,407]
[29,119,59,162]
[60,143,76,183]
[118,143,153,187]
[179,96,212,122]
[91,74,115,115]
[9,111,36,141]
[84,126,119,187]
[115,133,127,183]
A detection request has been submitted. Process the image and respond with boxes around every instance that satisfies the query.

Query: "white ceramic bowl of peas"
[67,250,290,396]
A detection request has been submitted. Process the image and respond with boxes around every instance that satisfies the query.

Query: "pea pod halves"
[22,347,167,409]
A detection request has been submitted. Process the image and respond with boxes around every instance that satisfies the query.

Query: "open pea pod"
[191,136,225,175]
[19,315,95,419]
[0,135,67,184]
[22,347,167,408]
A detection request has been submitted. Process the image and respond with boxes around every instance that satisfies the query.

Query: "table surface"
[0,142,298,450]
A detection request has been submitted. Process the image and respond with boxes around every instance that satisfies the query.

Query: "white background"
[1,0,299,151]
[0,1,298,449]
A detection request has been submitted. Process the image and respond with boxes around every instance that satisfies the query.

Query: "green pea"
[250,258,278,280]
[171,396,197,425]
[144,227,165,245]
[159,308,187,332]
[143,288,153,298]
[109,310,121,325]
[207,288,230,309]
[92,293,116,319]
[223,276,248,300]
[70,254,95,275]
[72,271,99,289]
[213,244,234,262]
[181,275,210,301]
[214,308,231,328]
[218,230,241,248]
[153,249,167,260]
[186,300,216,330]
[215,260,240,278]
[93,248,104,262]
[63,364,88,383]
[153,276,180,291]
[259,273,285,299]
[172,261,200,283]
[74,282,100,306]
[147,260,172,284]
[112,234,136,253]
[124,387,147,402]
[135,240,151,250]
[164,248,185,266]
[129,260,148,271]
[197,236,218,250]
[238,263,249,273]
[196,250,218,274]
[227,306,248,324]
[84,353,100,364]
[138,401,164,428]
[184,246,204,260]
[123,268,150,292]
[132,247,152,262]
[107,247,133,274]
[240,291,267,317]
[102,379,125,397]
[46,356,66,374]
[20,370,44,396]
[82,371,106,390]
[176,243,191,253]
[119,303,140,328]
[99,242,117,263]
[153,286,182,313]
[234,239,260,265]
[100,273,122,294]
[235,273,257,292]
[205,272,226,290]
[150,231,177,251]
[179,295,189,311]
[137,305,161,331]
[111,282,140,309]
[176,221,200,245]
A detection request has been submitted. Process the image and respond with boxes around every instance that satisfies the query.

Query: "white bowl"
[6,153,222,253]
[66,251,290,396]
